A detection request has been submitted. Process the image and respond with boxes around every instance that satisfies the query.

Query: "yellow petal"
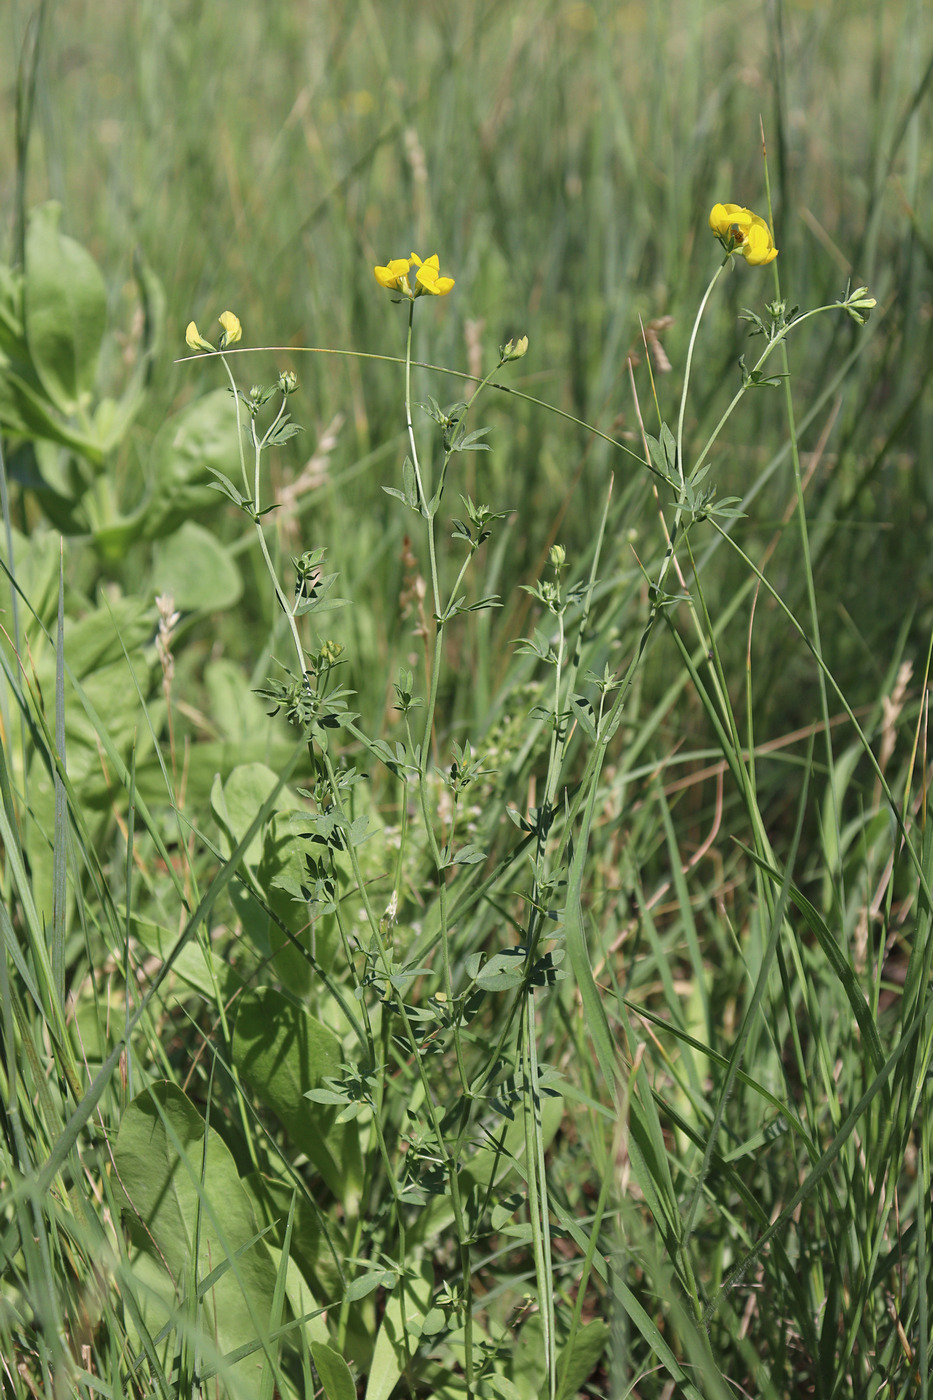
[709,203,750,237]
[185,320,215,351]
[218,310,242,346]
[744,222,778,265]
[415,256,454,295]
[374,258,412,289]
[709,202,777,262]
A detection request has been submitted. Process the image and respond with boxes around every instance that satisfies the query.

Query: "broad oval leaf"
[113,1081,278,1399]
[24,202,107,416]
[232,986,363,1203]
[311,1341,356,1400]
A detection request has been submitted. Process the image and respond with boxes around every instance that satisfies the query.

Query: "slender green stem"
[407,650,470,1096]
[676,258,728,483]
[316,746,475,1394]
[404,302,442,619]
[690,300,848,481]
[251,435,307,675]
[762,156,842,895]
[708,518,930,904]
[522,996,556,1398]
[181,342,651,470]
[218,353,249,499]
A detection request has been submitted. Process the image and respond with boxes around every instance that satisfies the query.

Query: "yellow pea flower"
[374,257,414,291]
[218,310,242,346]
[709,203,778,266]
[185,320,214,351]
[373,252,455,299]
[412,253,455,296]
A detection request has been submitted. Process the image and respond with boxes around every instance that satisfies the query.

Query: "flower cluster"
[709,203,778,266]
[185,310,242,352]
[374,253,455,299]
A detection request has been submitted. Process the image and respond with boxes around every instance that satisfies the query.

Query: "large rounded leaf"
[24,202,107,415]
[114,1081,278,1398]
[143,388,242,540]
[233,987,363,1204]
[151,520,243,613]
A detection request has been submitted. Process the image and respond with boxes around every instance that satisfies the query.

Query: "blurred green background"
[2,0,931,772]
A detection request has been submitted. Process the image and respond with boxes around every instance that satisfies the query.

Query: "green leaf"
[402,455,419,509]
[24,202,107,415]
[266,419,303,447]
[211,761,299,866]
[464,952,484,980]
[364,1260,433,1400]
[151,521,243,613]
[553,1320,609,1400]
[0,364,105,466]
[511,1314,547,1400]
[645,421,677,480]
[242,1172,342,1314]
[143,388,242,540]
[488,1379,524,1400]
[311,1342,356,1400]
[740,844,885,1074]
[129,914,243,1002]
[447,844,487,867]
[476,949,526,990]
[346,1270,394,1303]
[205,466,251,510]
[95,250,166,452]
[416,394,446,424]
[490,1192,524,1229]
[569,695,597,740]
[232,986,363,1203]
[456,426,492,452]
[113,1081,278,1399]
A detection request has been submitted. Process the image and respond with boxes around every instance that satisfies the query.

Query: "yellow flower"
[185,320,214,351]
[709,203,778,266]
[374,257,413,292]
[218,310,242,346]
[373,252,455,299]
[412,253,455,296]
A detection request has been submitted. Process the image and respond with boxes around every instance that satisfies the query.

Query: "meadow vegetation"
[1,1,932,1396]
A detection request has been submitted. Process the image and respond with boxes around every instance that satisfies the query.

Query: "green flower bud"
[501,335,529,362]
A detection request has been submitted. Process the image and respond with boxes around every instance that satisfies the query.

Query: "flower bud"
[501,335,529,362]
[278,370,299,395]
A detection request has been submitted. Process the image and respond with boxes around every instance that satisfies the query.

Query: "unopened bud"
[501,334,529,363]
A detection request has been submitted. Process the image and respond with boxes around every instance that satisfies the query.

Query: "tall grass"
[1,0,932,1397]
